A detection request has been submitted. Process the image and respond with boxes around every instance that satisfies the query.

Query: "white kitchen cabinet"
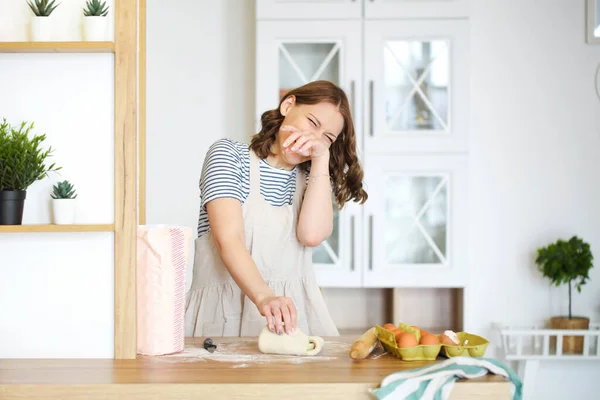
[255,20,364,287]
[362,154,468,288]
[364,19,470,154]
[364,0,470,19]
[256,0,362,20]
[254,3,470,290]
[256,0,469,20]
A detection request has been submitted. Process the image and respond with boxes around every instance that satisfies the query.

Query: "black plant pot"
[0,190,27,225]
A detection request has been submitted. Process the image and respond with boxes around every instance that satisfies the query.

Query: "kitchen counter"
[0,336,511,399]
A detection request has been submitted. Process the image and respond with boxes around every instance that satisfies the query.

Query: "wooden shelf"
[0,42,115,53]
[0,224,115,233]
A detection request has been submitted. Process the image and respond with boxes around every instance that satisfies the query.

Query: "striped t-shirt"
[197,138,307,237]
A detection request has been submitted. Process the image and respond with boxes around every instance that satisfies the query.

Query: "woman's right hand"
[257,295,297,335]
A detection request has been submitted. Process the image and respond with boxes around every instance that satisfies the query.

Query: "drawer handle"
[350,215,355,271]
[350,80,356,119]
[369,215,373,270]
[369,80,374,137]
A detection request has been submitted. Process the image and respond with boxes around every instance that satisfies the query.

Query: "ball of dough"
[257,325,325,356]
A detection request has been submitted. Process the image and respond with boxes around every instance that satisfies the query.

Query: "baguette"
[349,327,378,360]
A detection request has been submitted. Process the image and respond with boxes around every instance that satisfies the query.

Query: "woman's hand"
[280,125,332,159]
[257,295,297,335]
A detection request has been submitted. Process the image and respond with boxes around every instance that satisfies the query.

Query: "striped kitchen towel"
[371,356,522,400]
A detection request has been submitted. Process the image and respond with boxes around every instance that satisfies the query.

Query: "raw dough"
[257,325,325,356]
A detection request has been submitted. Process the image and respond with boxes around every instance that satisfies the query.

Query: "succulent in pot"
[27,0,61,41]
[82,0,110,41]
[50,180,77,225]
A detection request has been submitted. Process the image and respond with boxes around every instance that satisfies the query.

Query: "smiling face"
[275,95,345,166]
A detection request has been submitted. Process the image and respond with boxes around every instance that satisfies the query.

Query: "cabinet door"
[365,0,470,19]
[256,0,362,20]
[364,20,469,154]
[362,154,468,288]
[255,20,363,287]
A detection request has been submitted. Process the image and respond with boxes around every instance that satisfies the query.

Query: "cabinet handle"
[350,215,355,271]
[368,214,373,271]
[595,62,600,102]
[350,80,355,119]
[369,80,374,137]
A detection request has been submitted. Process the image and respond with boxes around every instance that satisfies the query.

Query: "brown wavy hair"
[250,80,367,208]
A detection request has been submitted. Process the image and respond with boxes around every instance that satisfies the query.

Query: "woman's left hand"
[280,125,331,159]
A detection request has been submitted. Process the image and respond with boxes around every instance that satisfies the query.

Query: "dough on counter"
[257,325,324,356]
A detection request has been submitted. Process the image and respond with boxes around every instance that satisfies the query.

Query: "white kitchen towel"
[137,225,193,356]
[371,356,522,400]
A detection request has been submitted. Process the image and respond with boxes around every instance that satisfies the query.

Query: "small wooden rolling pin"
[349,327,379,360]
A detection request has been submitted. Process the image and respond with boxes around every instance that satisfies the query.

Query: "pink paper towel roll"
[136,225,193,356]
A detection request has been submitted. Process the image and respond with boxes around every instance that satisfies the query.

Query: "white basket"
[497,322,600,360]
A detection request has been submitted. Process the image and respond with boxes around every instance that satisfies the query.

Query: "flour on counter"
[141,338,348,366]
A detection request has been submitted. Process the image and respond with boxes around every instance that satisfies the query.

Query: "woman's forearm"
[214,236,274,306]
[207,199,274,307]
[296,152,334,247]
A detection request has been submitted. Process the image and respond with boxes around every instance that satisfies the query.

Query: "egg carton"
[375,324,490,361]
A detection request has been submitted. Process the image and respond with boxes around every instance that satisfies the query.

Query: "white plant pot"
[83,16,108,41]
[51,199,77,225]
[31,16,53,42]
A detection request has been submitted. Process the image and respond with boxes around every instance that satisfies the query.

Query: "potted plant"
[50,180,77,224]
[535,235,594,354]
[82,0,110,42]
[27,0,61,42]
[0,118,61,225]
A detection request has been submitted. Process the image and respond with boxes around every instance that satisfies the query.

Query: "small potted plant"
[535,235,594,354]
[0,118,61,225]
[82,0,110,42]
[50,180,77,224]
[27,0,61,42]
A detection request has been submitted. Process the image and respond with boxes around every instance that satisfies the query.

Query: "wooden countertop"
[0,336,511,399]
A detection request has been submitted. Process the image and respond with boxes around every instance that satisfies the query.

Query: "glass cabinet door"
[364,19,469,153]
[362,154,468,288]
[364,0,470,19]
[256,0,362,20]
[256,20,363,287]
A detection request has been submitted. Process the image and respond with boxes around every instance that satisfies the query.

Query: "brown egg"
[411,325,430,337]
[420,334,441,345]
[394,330,404,344]
[396,332,419,348]
[382,323,397,331]
[440,331,459,346]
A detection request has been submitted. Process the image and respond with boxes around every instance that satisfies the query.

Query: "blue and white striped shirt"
[197,138,307,237]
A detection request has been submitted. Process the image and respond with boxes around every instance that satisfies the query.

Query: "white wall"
[145,0,256,231]
[468,0,600,398]
[0,1,115,358]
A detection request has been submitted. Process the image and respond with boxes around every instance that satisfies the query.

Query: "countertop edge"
[0,381,512,400]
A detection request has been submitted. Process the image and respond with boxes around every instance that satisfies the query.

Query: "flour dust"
[141,338,349,366]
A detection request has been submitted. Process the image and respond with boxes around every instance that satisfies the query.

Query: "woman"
[185,80,367,338]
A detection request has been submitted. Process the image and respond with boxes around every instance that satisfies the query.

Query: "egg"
[419,333,441,345]
[394,330,404,344]
[439,330,459,346]
[382,323,397,331]
[396,332,419,348]
[412,325,431,337]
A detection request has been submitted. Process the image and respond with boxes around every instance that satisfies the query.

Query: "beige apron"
[185,149,339,337]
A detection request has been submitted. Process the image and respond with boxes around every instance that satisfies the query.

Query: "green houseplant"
[50,180,77,224]
[82,0,110,41]
[27,0,61,41]
[0,118,61,225]
[535,235,594,353]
